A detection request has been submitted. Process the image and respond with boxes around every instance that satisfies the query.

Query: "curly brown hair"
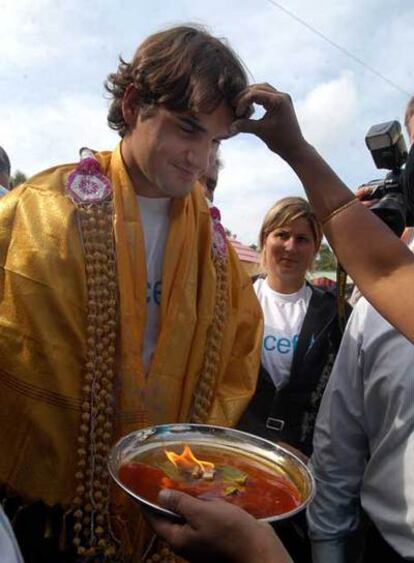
[105,25,249,137]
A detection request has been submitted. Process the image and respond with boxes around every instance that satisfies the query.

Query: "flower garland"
[189,204,228,423]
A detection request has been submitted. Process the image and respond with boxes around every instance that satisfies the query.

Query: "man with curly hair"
[200,151,222,203]
[0,26,263,562]
[0,146,11,195]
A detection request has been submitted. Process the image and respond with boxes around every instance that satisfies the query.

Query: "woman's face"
[263,217,317,286]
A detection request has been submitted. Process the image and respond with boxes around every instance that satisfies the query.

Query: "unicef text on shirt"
[147,281,162,305]
[263,334,299,354]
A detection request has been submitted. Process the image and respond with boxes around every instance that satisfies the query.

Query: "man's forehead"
[181,106,235,139]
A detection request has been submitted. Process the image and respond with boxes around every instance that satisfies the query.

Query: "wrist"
[280,140,317,168]
[238,523,290,563]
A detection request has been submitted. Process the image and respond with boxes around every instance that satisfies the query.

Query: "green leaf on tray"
[219,465,248,485]
[153,460,181,481]
[224,485,242,496]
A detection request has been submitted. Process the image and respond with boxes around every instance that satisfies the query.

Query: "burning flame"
[165,445,215,472]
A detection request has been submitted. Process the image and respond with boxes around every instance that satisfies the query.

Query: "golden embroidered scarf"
[0,145,262,559]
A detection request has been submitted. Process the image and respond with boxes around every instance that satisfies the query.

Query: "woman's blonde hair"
[259,196,322,268]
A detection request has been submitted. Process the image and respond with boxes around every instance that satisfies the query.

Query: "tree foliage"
[10,170,27,189]
[314,243,337,271]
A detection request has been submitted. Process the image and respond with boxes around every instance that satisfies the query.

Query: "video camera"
[361,120,414,236]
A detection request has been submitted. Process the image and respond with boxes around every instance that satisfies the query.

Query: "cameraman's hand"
[355,185,379,208]
[231,84,309,163]
[145,489,290,563]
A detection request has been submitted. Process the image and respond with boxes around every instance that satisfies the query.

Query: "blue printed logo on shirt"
[263,333,299,354]
[147,280,162,305]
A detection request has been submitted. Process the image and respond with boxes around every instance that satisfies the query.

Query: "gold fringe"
[148,236,229,563]
[189,253,228,423]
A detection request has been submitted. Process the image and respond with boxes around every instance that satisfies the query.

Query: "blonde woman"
[236,196,350,562]
[238,196,349,458]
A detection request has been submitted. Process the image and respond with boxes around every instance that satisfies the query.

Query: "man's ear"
[122,84,140,127]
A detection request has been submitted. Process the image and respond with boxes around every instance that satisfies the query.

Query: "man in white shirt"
[307,294,414,561]
[0,26,263,562]
[308,97,414,561]
[200,151,221,203]
[0,146,10,196]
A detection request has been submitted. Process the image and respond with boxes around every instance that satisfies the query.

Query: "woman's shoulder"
[252,275,266,294]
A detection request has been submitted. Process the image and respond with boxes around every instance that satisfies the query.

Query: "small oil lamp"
[164,445,216,480]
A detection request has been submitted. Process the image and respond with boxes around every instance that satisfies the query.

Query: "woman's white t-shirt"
[254,278,312,390]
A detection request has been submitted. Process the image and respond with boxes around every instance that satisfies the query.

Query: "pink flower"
[209,206,221,221]
[66,156,112,203]
[77,157,101,175]
[212,220,227,258]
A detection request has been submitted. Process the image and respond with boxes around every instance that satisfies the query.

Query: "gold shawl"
[0,145,262,555]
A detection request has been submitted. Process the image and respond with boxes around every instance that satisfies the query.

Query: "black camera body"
[362,120,414,237]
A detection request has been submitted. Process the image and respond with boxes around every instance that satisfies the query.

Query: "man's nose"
[187,143,210,173]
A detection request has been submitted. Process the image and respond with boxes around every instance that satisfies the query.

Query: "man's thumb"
[230,118,258,135]
[158,489,197,519]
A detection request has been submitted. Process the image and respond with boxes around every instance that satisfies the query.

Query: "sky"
[1,0,413,244]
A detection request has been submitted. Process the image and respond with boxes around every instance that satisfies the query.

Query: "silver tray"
[108,423,315,522]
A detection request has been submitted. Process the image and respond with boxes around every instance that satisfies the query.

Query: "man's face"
[201,161,219,203]
[408,114,414,146]
[121,100,233,198]
[0,171,9,191]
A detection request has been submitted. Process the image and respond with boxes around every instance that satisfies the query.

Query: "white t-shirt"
[254,278,312,390]
[137,195,171,374]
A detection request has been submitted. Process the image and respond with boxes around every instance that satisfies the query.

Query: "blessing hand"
[231,84,308,164]
[145,489,291,563]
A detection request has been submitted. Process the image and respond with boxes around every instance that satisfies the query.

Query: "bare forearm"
[233,83,414,340]
[285,142,414,341]
[282,142,354,219]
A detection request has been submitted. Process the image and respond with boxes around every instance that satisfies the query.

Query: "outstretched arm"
[232,85,414,343]
[146,489,292,563]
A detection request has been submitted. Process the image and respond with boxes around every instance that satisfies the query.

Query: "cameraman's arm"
[232,85,414,343]
[291,143,414,344]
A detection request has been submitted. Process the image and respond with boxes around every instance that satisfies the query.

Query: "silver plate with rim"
[108,423,315,522]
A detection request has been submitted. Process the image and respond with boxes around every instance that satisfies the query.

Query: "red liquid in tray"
[118,445,301,519]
